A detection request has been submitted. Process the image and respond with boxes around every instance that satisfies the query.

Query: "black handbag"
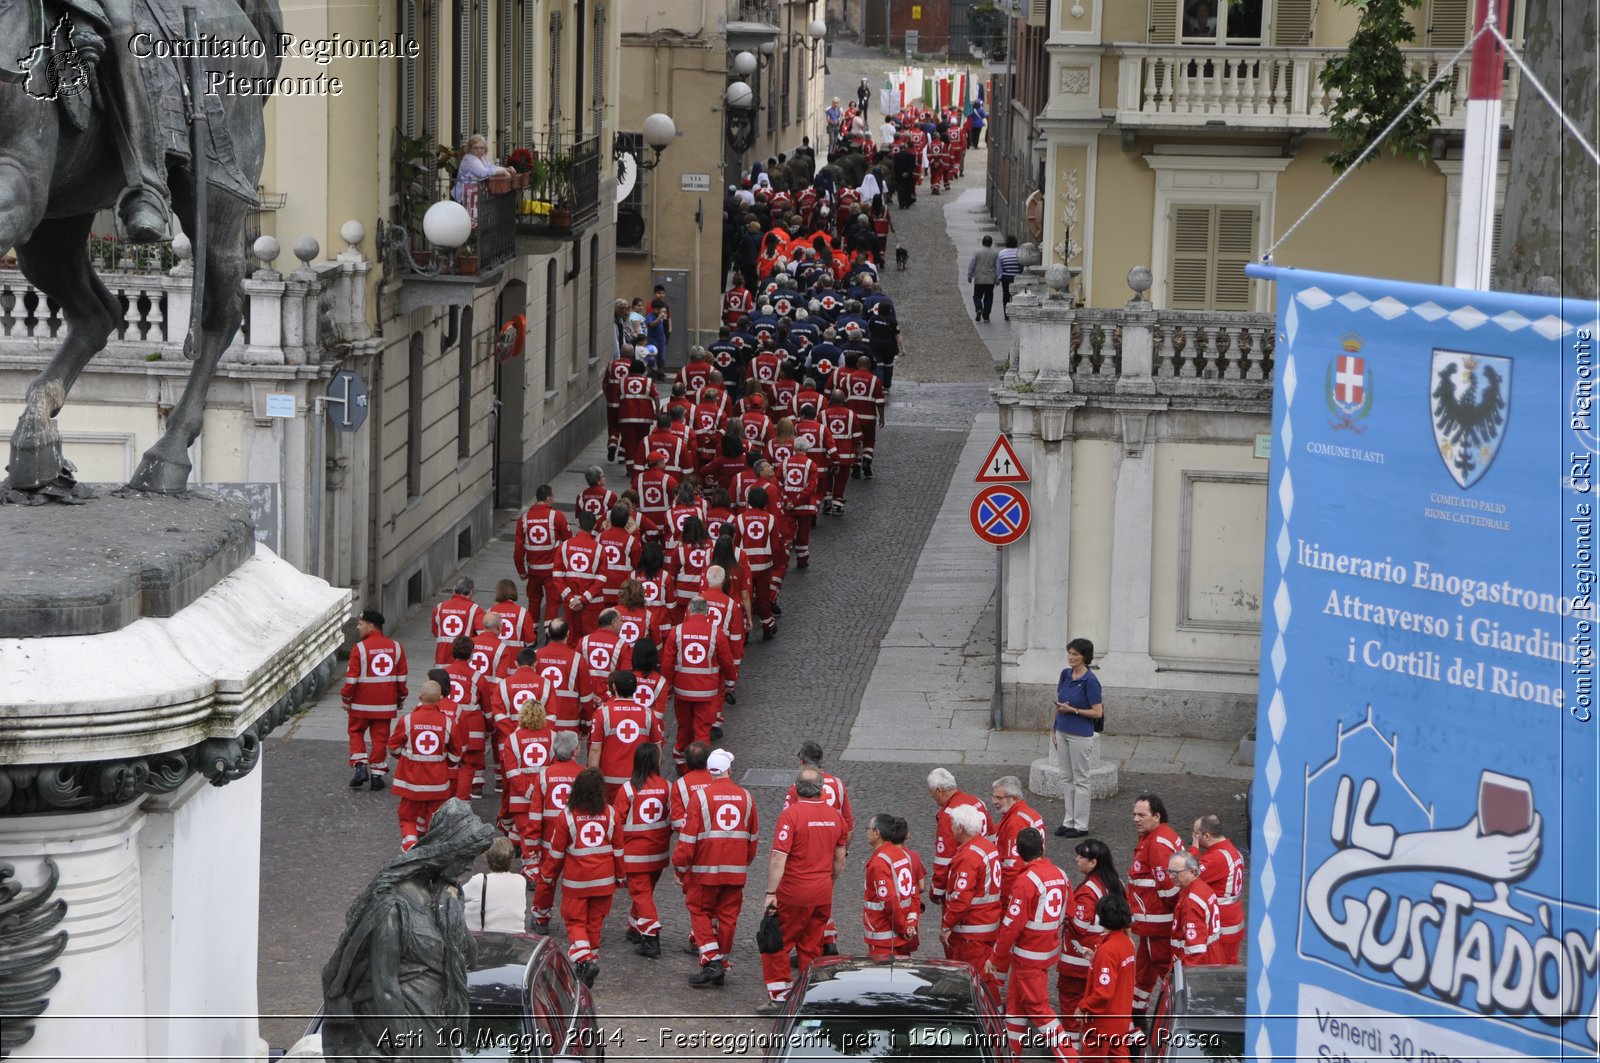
[757,907,785,953]
[1094,704,1106,734]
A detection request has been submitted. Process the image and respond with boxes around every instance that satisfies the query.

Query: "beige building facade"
[617,0,829,350]
[0,0,623,625]
[990,0,1520,739]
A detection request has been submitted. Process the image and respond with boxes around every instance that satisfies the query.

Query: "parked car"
[762,956,1016,1061]
[1142,962,1246,1061]
[280,931,606,1061]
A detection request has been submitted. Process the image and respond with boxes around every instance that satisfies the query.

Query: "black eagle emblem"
[1432,357,1507,486]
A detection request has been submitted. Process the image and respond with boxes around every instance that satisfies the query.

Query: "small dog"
[895,246,910,271]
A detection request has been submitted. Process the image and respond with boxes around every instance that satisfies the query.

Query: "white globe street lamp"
[422,200,472,250]
[732,50,758,77]
[725,81,755,109]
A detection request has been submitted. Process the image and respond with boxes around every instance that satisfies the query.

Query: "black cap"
[359,609,385,628]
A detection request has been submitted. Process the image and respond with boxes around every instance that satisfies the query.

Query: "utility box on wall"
[650,268,690,366]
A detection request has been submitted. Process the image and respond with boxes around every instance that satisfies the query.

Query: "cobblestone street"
[258,50,1250,1053]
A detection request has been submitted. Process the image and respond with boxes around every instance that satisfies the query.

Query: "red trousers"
[1216,927,1242,965]
[397,797,446,851]
[759,901,831,1001]
[793,515,814,565]
[685,881,745,964]
[1133,934,1172,1010]
[750,569,776,631]
[948,935,1002,1006]
[346,714,392,773]
[625,869,664,937]
[605,404,621,448]
[1056,968,1088,1031]
[860,420,878,461]
[673,696,721,763]
[560,891,614,963]
[525,570,559,623]
[1003,965,1075,1062]
[828,464,854,506]
[518,822,543,884]
[619,425,648,470]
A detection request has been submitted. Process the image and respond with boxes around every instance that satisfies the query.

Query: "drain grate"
[740,768,794,788]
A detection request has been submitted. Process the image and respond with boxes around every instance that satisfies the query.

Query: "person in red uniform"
[577,610,633,720]
[342,609,408,790]
[1076,893,1138,1062]
[782,740,855,953]
[660,599,736,769]
[862,813,919,959]
[939,802,1003,1004]
[691,388,733,467]
[1167,851,1222,967]
[617,362,660,477]
[927,767,993,906]
[595,504,644,619]
[633,451,679,535]
[425,666,474,800]
[431,577,485,664]
[822,390,862,514]
[527,731,584,904]
[588,670,663,801]
[737,393,775,461]
[778,439,823,569]
[671,517,715,619]
[500,696,555,855]
[441,636,490,797]
[485,578,537,654]
[1128,793,1183,1013]
[677,346,715,394]
[488,645,552,831]
[1191,814,1245,964]
[722,273,755,327]
[628,637,669,721]
[733,486,779,639]
[760,767,849,1007]
[386,680,463,851]
[987,828,1075,1062]
[640,413,690,481]
[675,747,759,987]
[614,742,672,958]
[991,775,1047,905]
[514,485,571,623]
[555,510,604,642]
[670,741,714,832]
[533,618,585,734]
[603,330,633,461]
[576,466,620,525]
[536,767,623,986]
[841,354,887,477]
[1059,838,1126,1035]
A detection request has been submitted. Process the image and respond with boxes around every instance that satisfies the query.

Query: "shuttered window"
[1272,0,1315,44]
[476,0,489,138]
[1027,0,1049,27]
[499,0,512,148]
[521,0,535,144]
[1169,204,1258,311]
[1149,0,1179,42]
[1425,0,1470,45]
[401,0,419,135]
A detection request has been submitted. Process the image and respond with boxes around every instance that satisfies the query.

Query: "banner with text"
[1245,265,1599,1062]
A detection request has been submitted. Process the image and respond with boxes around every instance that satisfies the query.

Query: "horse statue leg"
[7,215,125,493]
[128,191,251,493]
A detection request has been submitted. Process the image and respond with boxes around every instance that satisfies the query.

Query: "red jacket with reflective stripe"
[670,768,714,831]
[1198,839,1246,939]
[577,630,633,706]
[823,405,862,464]
[992,858,1069,971]
[590,697,662,787]
[942,836,1002,939]
[672,776,759,886]
[489,667,547,743]
[931,792,992,901]
[485,601,537,652]
[782,772,854,833]
[541,806,623,896]
[1171,878,1223,963]
[514,503,570,577]
[732,508,775,572]
[431,596,485,663]
[532,643,584,730]
[499,724,554,812]
[613,775,672,871]
[386,703,462,798]
[1061,877,1113,972]
[995,801,1047,904]
[342,633,409,717]
[863,843,919,949]
[1129,825,1183,938]
[527,759,583,853]
[660,614,736,700]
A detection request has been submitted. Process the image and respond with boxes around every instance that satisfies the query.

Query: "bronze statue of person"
[320,799,495,1062]
[94,0,173,241]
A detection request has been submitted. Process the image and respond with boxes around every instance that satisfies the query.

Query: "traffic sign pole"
[993,546,1004,731]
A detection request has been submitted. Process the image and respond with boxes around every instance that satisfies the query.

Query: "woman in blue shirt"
[1052,637,1103,839]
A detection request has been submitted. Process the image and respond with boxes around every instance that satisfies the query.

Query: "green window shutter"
[1213,206,1258,311]
[1272,0,1316,45]
[1170,205,1215,309]
[1426,0,1470,46]
[1149,0,1179,43]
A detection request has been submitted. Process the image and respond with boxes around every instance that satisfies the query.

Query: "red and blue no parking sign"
[969,485,1030,547]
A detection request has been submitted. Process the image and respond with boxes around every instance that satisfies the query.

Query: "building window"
[1152,0,1327,44]
[548,11,564,144]
[545,261,558,389]
[615,131,646,253]
[1167,203,1258,311]
[520,0,535,144]
[588,234,600,363]
[1179,0,1261,43]
[407,333,425,498]
[403,0,438,140]
[457,307,474,460]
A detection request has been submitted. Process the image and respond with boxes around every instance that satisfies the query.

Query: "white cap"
[707,748,735,774]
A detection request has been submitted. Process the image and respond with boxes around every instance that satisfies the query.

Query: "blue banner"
[1246,265,1599,1061]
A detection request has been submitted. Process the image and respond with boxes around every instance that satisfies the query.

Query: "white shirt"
[461,871,527,933]
[879,122,896,147]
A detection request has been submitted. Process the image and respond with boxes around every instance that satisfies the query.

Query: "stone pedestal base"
[1028,739,1121,802]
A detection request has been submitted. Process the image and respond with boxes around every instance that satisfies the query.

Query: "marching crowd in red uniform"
[333,115,1247,1055]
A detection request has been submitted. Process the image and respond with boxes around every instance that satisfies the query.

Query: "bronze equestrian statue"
[0,0,281,497]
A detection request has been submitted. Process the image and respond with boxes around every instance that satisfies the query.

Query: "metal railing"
[510,132,602,239]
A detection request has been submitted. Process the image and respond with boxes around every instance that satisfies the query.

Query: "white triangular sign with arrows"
[975,434,1029,484]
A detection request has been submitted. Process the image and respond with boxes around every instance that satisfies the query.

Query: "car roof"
[796,957,982,1015]
[1175,964,1247,1022]
[467,931,549,1007]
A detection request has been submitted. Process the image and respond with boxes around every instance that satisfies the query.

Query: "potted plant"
[546,153,574,227]
[506,148,537,189]
[394,130,448,268]
[456,231,479,275]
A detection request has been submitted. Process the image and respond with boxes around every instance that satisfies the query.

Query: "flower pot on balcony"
[411,248,434,269]
[515,172,531,189]
[456,253,479,275]
[550,203,571,228]
[488,174,514,194]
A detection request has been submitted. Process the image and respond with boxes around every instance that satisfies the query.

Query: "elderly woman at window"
[452,134,510,204]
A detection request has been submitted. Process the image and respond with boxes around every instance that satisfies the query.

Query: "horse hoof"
[128,454,193,494]
[6,441,67,493]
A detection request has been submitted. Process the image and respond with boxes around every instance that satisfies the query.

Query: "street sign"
[325,370,369,432]
[975,433,1029,484]
[969,485,1031,547]
[263,393,296,418]
[680,173,712,191]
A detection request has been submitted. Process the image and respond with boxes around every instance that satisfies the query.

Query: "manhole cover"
[740,768,794,788]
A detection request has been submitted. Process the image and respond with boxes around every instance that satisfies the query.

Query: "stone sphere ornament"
[1044,263,1071,294]
[1127,265,1153,298]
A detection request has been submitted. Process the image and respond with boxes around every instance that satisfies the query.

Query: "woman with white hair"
[461,836,528,933]
[452,133,510,203]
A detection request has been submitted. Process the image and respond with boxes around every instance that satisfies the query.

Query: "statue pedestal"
[0,522,349,1060]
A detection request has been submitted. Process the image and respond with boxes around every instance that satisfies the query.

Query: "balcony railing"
[512,133,602,245]
[395,174,518,277]
[1113,46,1519,130]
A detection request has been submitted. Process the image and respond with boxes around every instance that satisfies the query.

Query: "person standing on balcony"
[967,235,999,323]
[453,135,511,204]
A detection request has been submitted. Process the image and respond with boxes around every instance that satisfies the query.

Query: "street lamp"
[637,112,677,170]
[732,50,758,77]
[790,18,827,52]
[724,80,757,154]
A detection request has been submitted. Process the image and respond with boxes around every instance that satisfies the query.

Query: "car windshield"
[463,1003,537,1060]
[781,1017,991,1059]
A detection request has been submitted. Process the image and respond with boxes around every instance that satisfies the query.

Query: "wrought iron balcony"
[383,174,518,313]
[511,133,603,254]
[1112,46,1519,131]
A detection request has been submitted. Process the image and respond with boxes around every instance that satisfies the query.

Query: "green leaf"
[1319,0,1443,173]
